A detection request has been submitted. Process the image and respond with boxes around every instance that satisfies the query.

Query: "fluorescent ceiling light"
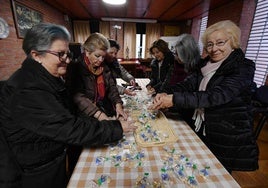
[102,0,126,5]
[101,17,157,23]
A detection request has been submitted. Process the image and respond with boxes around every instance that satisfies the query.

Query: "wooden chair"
[138,58,152,78]
[252,85,268,140]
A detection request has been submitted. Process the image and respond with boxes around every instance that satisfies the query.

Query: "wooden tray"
[134,111,178,147]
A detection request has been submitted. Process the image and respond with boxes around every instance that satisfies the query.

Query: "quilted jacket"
[0,58,123,188]
[172,48,259,171]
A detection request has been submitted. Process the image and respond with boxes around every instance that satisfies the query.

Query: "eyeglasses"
[206,39,229,50]
[38,50,73,61]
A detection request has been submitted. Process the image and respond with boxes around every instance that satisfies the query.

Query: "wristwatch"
[0,17,10,39]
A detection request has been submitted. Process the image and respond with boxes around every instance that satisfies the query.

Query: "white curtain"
[99,21,110,38]
[73,20,91,43]
[145,23,161,58]
[123,22,136,59]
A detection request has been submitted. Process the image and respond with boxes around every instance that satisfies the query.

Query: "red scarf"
[84,54,105,101]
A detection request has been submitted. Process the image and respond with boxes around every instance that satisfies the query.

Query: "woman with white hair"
[149,20,259,173]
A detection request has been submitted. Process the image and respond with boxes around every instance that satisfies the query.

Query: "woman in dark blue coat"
[149,20,259,173]
[0,23,136,188]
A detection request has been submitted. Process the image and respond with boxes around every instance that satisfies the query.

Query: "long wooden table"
[67,79,240,188]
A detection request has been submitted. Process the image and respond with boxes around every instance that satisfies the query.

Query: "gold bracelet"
[97,111,102,119]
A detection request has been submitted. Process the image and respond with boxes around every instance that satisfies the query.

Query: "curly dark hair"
[108,39,120,50]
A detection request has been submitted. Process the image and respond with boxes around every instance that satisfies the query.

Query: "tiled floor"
[232,114,268,188]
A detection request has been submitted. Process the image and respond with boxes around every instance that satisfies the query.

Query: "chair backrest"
[69,43,82,63]
[255,85,268,106]
[0,80,6,90]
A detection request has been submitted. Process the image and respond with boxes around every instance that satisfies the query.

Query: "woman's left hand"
[116,103,128,120]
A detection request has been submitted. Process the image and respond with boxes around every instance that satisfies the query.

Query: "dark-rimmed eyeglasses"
[38,50,73,61]
[206,39,229,50]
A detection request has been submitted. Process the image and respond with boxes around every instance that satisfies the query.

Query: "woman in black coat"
[0,23,136,188]
[146,39,174,94]
[149,20,259,173]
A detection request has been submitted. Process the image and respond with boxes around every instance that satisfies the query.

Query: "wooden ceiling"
[43,0,233,22]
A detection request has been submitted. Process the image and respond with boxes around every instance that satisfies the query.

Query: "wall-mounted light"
[113,25,121,41]
[113,25,121,29]
[101,17,157,23]
[102,0,126,5]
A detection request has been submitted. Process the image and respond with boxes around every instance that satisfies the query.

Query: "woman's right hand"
[129,79,136,87]
[124,88,136,96]
[153,93,167,103]
[120,120,137,133]
[148,93,173,110]
[146,85,155,95]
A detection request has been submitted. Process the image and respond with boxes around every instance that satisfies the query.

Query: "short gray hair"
[175,33,200,72]
[22,23,71,56]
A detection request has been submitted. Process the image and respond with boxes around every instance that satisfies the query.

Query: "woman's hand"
[120,119,137,133]
[115,103,128,120]
[129,79,136,87]
[148,94,174,110]
[153,93,167,102]
[146,85,156,95]
[124,88,136,96]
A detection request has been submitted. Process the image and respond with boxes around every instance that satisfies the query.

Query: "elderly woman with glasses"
[149,20,259,173]
[0,23,136,188]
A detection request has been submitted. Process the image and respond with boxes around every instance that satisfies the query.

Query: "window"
[136,34,146,58]
[136,23,146,58]
[198,16,208,55]
[245,0,268,87]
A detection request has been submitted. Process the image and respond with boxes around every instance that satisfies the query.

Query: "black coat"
[172,49,259,171]
[0,58,123,188]
[146,51,174,93]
